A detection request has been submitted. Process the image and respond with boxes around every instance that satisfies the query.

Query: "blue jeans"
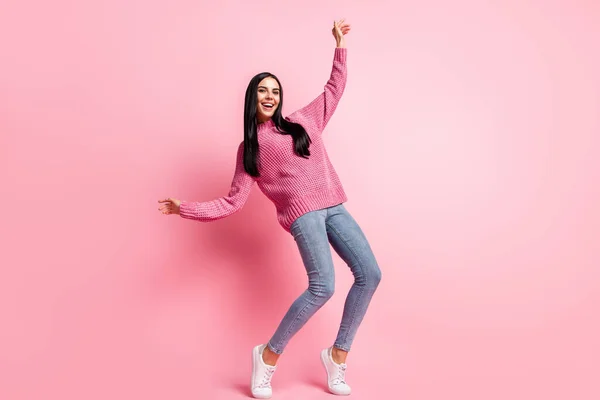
[267,204,382,354]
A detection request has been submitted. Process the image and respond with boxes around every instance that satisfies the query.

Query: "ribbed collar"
[257,119,275,132]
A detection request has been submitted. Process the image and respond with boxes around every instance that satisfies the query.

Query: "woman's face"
[256,77,280,123]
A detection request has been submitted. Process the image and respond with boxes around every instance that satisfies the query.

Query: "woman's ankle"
[262,344,280,366]
[331,346,348,364]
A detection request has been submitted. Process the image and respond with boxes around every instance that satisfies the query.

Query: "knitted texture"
[179,48,348,232]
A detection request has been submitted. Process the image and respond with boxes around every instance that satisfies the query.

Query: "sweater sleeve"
[287,47,347,134]
[179,142,255,222]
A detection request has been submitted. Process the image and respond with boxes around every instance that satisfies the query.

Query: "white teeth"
[263,103,273,107]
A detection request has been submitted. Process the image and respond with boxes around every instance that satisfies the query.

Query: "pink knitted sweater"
[179,48,348,232]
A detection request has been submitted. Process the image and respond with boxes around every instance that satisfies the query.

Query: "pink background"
[1,1,599,399]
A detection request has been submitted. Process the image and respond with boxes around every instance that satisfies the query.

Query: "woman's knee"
[308,275,335,300]
[322,279,335,299]
[360,262,381,289]
[372,264,382,287]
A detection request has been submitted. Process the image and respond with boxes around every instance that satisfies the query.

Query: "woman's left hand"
[332,19,351,48]
[158,197,181,215]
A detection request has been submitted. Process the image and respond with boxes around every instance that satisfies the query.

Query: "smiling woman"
[257,78,280,122]
[241,71,312,178]
[157,19,380,400]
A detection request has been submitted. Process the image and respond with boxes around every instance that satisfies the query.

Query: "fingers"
[335,18,349,27]
[158,205,173,214]
[158,197,177,203]
[158,198,175,214]
[334,19,351,35]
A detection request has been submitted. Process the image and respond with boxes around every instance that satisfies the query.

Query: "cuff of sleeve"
[179,201,196,219]
[334,47,347,63]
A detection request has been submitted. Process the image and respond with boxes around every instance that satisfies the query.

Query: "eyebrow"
[258,86,280,90]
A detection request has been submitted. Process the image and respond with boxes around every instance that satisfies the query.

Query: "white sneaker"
[320,347,352,395]
[251,344,277,399]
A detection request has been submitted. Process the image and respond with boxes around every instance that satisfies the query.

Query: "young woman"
[158,19,381,398]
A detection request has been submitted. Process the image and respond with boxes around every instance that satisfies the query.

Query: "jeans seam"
[326,220,365,348]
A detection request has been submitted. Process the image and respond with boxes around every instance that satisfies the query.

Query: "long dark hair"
[243,72,311,177]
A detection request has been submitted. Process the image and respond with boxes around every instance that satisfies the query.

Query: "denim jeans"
[267,204,382,354]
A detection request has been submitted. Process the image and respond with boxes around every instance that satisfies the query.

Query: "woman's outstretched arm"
[287,19,351,134]
[158,142,256,221]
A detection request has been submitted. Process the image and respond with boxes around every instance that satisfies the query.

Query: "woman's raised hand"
[158,198,181,215]
[332,19,351,48]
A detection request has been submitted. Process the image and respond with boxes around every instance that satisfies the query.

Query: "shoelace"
[258,367,275,388]
[332,363,347,385]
